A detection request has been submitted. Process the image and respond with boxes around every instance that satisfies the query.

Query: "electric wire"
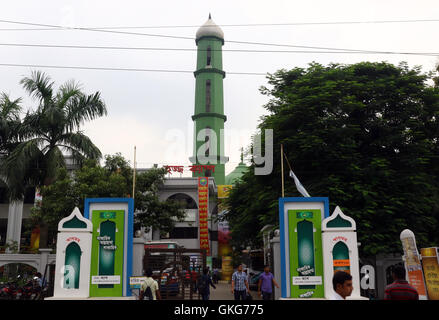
[0,63,268,75]
[0,19,436,54]
[1,18,439,30]
[0,42,438,56]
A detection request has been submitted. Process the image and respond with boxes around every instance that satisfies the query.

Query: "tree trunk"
[39,178,53,249]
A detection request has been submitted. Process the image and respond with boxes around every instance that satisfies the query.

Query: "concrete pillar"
[271,232,281,300]
[133,238,144,276]
[38,248,52,275]
[6,200,24,252]
[375,257,385,299]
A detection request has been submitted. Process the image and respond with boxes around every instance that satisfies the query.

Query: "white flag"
[289,170,311,197]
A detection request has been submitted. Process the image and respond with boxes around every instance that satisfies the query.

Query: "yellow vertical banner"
[221,256,233,281]
[401,234,428,298]
[30,227,40,250]
[421,247,439,300]
[218,185,233,199]
[217,185,233,262]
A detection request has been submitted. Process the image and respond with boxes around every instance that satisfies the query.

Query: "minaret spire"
[191,16,228,184]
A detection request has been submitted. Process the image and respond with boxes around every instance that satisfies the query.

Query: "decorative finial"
[240,147,244,163]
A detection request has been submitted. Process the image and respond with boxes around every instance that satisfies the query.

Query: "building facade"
[0,16,227,262]
[147,177,218,259]
[0,155,78,251]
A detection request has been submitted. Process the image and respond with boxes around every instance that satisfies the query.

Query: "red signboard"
[198,177,210,255]
[164,165,215,175]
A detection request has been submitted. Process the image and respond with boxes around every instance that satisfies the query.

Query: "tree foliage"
[30,153,185,246]
[1,70,107,200]
[225,61,439,257]
[0,93,22,158]
[0,71,108,247]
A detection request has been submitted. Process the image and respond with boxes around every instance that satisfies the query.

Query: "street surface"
[210,281,262,300]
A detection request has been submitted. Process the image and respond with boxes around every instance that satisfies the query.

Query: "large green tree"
[225,61,439,257]
[1,71,107,247]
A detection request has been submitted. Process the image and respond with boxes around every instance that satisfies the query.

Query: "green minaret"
[190,14,228,185]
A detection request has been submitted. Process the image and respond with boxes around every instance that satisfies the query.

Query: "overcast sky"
[1,0,438,176]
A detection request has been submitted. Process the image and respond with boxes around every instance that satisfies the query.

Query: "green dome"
[225,160,248,185]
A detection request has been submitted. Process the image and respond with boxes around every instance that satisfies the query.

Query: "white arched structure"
[0,250,56,274]
[322,206,362,299]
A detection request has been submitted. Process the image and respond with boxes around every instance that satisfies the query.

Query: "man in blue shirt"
[231,264,249,300]
[258,265,280,300]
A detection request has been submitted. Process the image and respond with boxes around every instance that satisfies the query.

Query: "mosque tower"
[190,14,228,185]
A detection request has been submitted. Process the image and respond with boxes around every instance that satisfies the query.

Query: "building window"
[205,80,211,112]
[207,46,211,66]
[209,230,218,241]
[205,126,211,158]
[0,187,8,204]
[23,187,36,204]
[165,227,198,239]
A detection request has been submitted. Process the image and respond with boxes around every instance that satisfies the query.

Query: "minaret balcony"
[193,68,226,78]
[192,113,227,122]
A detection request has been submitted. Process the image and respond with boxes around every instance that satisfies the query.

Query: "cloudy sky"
[1,0,438,176]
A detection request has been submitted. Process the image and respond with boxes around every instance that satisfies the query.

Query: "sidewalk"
[209,281,262,300]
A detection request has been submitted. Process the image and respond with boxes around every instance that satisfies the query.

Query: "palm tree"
[1,70,107,247]
[0,93,22,195]
[0,93,22,158]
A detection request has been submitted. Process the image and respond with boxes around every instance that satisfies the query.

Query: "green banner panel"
[288,209,325,298]
[332,241,350,273]
[90,210,125,297]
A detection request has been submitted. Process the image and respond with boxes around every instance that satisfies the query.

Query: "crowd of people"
[331,265,419,300]
[138,264,419,300]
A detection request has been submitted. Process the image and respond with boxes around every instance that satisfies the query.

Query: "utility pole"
[132,146,136,200]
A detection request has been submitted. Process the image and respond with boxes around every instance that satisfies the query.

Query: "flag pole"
[281,144,285,198]
[132,145,136,200]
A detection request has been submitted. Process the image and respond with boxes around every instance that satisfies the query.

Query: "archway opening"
[167,193,198,210]
[0,263,37,283]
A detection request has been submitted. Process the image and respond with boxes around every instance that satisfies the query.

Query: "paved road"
[209,281,262,300]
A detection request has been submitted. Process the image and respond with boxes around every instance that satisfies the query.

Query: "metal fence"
[143,248,207,300]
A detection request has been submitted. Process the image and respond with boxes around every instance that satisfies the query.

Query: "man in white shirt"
[140,268,161,300]
[331,271,353,300]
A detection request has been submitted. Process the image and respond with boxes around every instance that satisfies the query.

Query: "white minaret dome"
[196,14,224,41]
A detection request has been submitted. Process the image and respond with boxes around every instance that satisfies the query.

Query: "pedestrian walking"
[257,265,280,300]
[197,268,216,300]
[384,265,419,300]
[139,268,161,300]
[331,271,353,300]
[231,264,249,300]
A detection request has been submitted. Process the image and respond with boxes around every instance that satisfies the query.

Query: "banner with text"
[421,247,439,300]
[401,231,428,299]
[198,177,210,255]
